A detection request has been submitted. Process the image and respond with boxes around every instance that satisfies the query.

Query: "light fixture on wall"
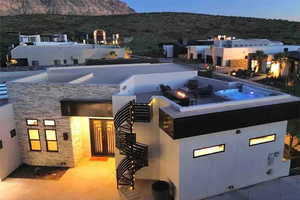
[63,132,69,141]
[10,129,16,138]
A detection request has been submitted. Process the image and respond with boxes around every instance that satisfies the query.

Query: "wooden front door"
[90,119,115,157]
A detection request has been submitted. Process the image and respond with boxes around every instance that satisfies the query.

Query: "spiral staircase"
[114,100,151,190]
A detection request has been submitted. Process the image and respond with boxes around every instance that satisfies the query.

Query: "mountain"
[0,0,135,16]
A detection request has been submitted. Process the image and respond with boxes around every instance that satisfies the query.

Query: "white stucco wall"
[163,45,174,58]
[0,104,21,181]
[134,98,161,180]
[159,128,180,200]
[179,121,290,200]
[187,46,210,60]
[206,45,300,66]
[119,71,197,96]
[11,45,125,66]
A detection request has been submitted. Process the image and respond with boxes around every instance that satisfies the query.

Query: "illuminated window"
[193,144,225,158]
[26,119,38,126]
[45,130,58,152]
[249,134,276,146]
[28,129,41,151]
[44,120,56,126]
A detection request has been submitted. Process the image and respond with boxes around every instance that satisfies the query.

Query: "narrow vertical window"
[28,129,41,151]
[45,130,58,152]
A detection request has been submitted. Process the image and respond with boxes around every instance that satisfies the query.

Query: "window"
[73,59,79,65]
[45,130,58,152]
[10,129,16,138]
[28,129,41,151]
[193,144,225,158]
[32,60,39,67]
[63,59,67,65]
[54,60,61,66]
[44,120,56,126]
[26,119,38,126]
[249,134,276,146]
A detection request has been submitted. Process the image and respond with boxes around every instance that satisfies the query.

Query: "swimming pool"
[215,87,267,101]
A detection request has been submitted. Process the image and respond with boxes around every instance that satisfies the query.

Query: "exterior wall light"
[10,129,16,138]
[63,132,69,141]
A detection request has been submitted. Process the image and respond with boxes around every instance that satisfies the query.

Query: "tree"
[250,50,267,73]
[274,51,298,89]
[286,119,300,159]
[106,51,118,59]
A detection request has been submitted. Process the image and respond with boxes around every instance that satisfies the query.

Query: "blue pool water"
[215,88,266,100]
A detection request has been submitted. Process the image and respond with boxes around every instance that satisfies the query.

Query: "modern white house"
[3,63,300,199]
[10,42,126,67]
[187,36,300,68]
[19,34,68,44]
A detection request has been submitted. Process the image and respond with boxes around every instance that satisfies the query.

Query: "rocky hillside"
[0,0,134,16]
[1,12,300,66]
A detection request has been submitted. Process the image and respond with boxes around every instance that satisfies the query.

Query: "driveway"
[1,159,300,200]
[0,158,122,200]
[206,175,300,200]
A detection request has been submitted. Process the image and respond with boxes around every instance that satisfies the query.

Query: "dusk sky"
[123,0,300,22]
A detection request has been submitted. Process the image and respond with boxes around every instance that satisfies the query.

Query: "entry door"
[90,119,115,157]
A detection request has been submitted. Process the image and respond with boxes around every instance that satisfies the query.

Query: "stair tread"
[115,100,150,189]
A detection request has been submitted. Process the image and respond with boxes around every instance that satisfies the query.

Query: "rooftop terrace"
[114,71,300,139]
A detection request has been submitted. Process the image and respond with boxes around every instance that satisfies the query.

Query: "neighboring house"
[5,63,300,200]
[186,40,214,61]
[186,35,300,69]
[10,43,125,67]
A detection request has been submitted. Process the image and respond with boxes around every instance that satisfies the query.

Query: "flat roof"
[47,63,194,84]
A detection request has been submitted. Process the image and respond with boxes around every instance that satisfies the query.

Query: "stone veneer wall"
[230,59,249,69]
[7,82,119,167]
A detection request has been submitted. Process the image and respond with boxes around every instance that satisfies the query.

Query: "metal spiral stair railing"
[114,100,151,189]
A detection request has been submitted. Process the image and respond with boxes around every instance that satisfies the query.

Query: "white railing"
[0,84,8,99]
